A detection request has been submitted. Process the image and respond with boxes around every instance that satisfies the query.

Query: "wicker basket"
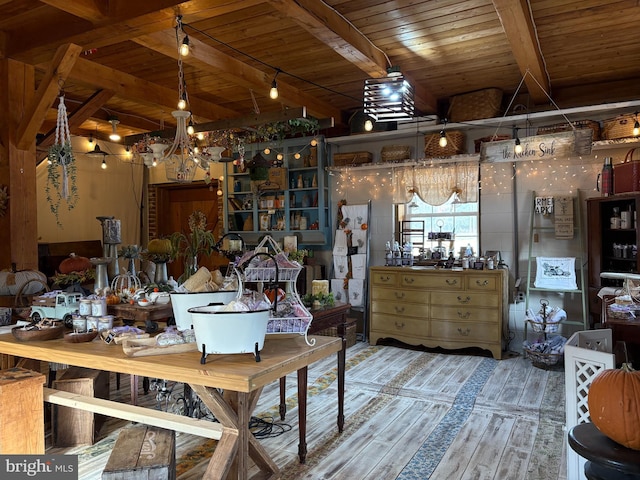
[536,120,601,141]
[424,130,465,157]
[602,113,638,140]
[333,151,373,166]
[523,346,563,369]
[448,88,503,122]
[381,145,411,162]
[474,134,511,153]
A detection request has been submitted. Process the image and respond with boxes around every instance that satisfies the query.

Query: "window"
[397,194,479,258]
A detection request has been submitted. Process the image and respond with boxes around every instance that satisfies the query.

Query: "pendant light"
[108,118,121,141]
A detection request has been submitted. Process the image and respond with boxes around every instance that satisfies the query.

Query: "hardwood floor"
[46,341,568,479]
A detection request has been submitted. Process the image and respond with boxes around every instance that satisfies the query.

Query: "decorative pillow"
[534,257,577,290]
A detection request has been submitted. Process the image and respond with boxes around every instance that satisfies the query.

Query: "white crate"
[564,329,615,480]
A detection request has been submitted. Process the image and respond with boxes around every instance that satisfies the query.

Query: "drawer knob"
[475,280,489,287]
[394,321,405,329]
[394,306,405,313]
[395,292,405,299]
[457,311,471,319]
[457,327,471,336]
[404,277,415,284]
[380,275,391,282]
[446,279,458,286]
[457,296,471,304]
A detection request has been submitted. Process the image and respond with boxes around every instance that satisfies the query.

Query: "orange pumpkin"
[59,253,92,274]
[588,363,640,450]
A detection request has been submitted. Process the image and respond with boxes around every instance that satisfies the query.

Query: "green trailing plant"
[46,142,78,227]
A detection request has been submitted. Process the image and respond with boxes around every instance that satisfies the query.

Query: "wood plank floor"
[46,341,568,480]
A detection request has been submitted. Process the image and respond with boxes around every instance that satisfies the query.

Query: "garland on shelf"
[46,94,78,226]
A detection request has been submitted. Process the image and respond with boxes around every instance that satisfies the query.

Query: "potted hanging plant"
[46,95,78,226]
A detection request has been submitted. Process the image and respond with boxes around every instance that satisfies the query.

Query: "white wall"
[327,127,631,352]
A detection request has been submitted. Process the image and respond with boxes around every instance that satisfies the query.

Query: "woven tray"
[448,88,503,122]
[424,130,465,157]
[381,145,411,162]
[536,120,601,141]
[602,113,638,140]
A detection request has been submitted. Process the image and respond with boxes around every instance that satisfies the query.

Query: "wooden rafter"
[492,0,549,104]
[267,0,437,114]
[133,30,342,121]
[15,43,82,150]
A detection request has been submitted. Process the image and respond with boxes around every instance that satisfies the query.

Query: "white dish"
[137,299,152,307]
[170,290,238,330]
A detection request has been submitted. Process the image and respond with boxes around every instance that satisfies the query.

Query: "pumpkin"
[106,294,121,305]
[588,362,640,450]
[58,253,92,274]
[147,238,173,255]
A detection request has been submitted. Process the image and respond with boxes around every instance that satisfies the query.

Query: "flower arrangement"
[287,249,309,265]
[170,211,216,281]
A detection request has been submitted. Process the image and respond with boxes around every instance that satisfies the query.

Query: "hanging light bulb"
[177,94,187,111]
[514,137,523,154]
[310,137,318,147]
[187,117,195,135]
[101,158,107,169]
[276,153,284,161]
[439,130,448,148]
[269,69,280,99]
[294,152,301,160]
[152,158,158,167]
[108,118,121,141]
[364,118,374,132]
[180,35,190,57]
[197,132,204,141]
[264,147,271,155]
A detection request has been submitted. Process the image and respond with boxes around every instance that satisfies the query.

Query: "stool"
[568,423,640,480]
[52,367,110,447]
[0,367,46,453]
[102,425,176,480]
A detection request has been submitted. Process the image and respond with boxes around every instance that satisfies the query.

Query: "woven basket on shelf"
[474,134,511,153]
[448,88,503,122]
[381,145,411,162]
[602,113,638,140]
[536,120,601,141]
[424,130,465,157]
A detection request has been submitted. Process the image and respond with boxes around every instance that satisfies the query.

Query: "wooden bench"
[102,425,175,480]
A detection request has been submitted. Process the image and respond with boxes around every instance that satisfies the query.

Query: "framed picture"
[283,235,297,252]
[473,261,484,270]
[534,257,577,290]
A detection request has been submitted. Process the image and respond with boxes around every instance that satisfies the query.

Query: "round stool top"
[568,423,640,475]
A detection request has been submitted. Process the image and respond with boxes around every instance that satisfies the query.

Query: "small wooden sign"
[480,130,593,163]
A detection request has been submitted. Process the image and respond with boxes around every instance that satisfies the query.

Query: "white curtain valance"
[392,161,479,205]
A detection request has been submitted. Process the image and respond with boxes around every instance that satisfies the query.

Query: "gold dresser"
[369,266,508,359]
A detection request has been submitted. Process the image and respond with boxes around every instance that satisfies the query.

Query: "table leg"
[279,377,287,420]
[337,322,347,433]
[130,375,138,405]
[297,366,308,464]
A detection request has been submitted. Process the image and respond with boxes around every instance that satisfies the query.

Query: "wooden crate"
[0,368,46,454]
[333,151,373,166]
[102,425,176,480]
[315,318,357,347]
[52,367,110,447]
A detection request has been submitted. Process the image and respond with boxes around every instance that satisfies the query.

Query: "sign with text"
[0,455,78,479]
[480,129,593,163]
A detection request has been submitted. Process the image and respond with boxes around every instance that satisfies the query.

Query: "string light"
[364,118,374,132]
[187,117,195,135]
[180,35,190,57]
[101,158,107,169]
[439,119,448,148]
[269,69,281,100]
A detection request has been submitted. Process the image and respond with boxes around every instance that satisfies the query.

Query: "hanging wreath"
[46,94,78,227]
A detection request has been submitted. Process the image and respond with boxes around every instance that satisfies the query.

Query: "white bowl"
[148,292,171,304]
[170,290,238,331]
[137,299,152,307]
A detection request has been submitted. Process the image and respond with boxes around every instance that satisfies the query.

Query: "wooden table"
[107,302,175,332]
[0,332,341,479]
[278,302,351,453]
[568,422,640,479]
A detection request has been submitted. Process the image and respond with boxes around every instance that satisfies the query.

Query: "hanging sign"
[480,130,593,163]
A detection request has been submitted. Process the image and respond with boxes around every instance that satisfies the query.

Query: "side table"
[568,422,640,480]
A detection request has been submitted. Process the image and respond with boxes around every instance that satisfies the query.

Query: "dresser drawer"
[371,288,429,304]
[400,272,463,290]
[371,300,429,318]
[370,271,398,287]
[370,313,428,337]
[431,292,500,308]
[431,319,499,343]
[466,275,498,292]
[431,305,501,322]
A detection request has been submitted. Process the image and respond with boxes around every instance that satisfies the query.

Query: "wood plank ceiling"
[1,0,640,151]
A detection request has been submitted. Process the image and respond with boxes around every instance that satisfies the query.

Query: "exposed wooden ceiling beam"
[37,89,115,149]
[15,43,82,150]
[267,0,437,115]
[133,30,342,121]
[65,56,237,121]
[492,0,549,104]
